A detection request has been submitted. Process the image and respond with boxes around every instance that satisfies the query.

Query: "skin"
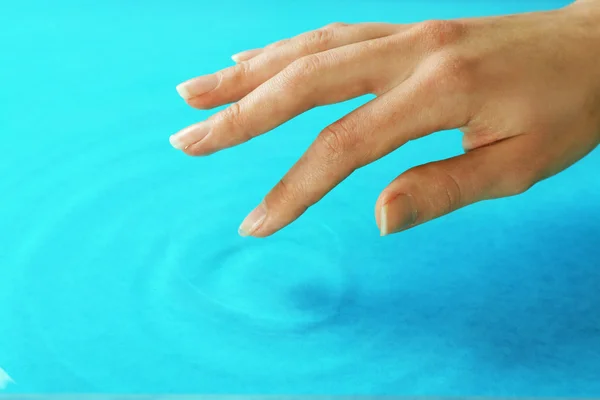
[170,0,600,237]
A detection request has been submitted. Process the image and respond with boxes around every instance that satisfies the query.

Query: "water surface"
[1,0,599,395]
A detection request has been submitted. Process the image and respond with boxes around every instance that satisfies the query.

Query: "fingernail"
[231,48,262,63]
[176,74,219,100]
[169,121,212,150]
[238,202,267,237]
[380,194,418,236]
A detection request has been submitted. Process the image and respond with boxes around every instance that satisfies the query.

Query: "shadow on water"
[341,215,600,393]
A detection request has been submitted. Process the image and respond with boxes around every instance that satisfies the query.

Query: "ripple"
[5,134,382,390]
[174,225,348,331]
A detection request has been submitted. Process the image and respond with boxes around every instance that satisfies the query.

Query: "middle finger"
[176,23,404,110]
[172,34,418,154]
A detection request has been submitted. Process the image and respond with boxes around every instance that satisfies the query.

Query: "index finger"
[238,73,467,237]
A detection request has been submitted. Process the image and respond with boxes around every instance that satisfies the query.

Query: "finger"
[229,24,351,63]
[231,48,264,63]
[174,24,471,153]
[176,23,402,109]
[231,38,293,63]
[237,70,468,237]
[264,38,291,50]
[375,134,545,236]
[173,36,415,154]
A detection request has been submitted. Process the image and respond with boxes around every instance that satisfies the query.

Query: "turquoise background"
[1,0,600,395]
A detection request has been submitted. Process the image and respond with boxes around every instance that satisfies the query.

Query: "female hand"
[170,0,600,237]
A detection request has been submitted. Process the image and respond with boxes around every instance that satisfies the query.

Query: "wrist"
[566,1,600,142]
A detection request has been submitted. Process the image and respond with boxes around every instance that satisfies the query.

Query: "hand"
[170,0,600,237]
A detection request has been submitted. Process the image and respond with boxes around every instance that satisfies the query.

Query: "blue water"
[1,0,599,395]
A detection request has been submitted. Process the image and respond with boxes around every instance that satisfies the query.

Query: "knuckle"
[506,170,537,197]
[317,120,356,162]
[490,156,541,198]
[223,60,252,83]
[282,55,323,86]
[510,182,533,197]
[273,176,296,206]
[220,101,246,132]
[301,27,336,51]
[499,142,547,197]
[427,51,475,94]
[271,176,312,213]
[413,19,465,50]
[438,170,463,212]
[406,164,463,213]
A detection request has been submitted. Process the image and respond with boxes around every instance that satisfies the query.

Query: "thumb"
[376,135,542,236]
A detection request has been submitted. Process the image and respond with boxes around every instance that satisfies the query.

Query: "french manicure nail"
[380,204,389,236]
[380,194,418,236]
[169,121,212,150]
[238,202,267,237]
[176,74,219,100]
[231,48,262,63]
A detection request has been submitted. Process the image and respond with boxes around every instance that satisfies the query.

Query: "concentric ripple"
[172,224,347,330]
[2,131,385,391]
[4,1,600,394]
